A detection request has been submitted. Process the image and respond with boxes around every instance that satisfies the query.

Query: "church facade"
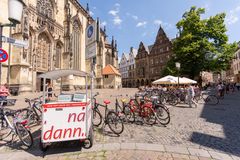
[0,0,118,93]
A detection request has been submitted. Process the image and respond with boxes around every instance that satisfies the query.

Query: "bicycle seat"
[104,100,111,105]
[121,98,127,103]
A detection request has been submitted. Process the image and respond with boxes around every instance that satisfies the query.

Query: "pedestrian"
[236,82,240,91]
[0,83,10,102]
[47,82,53,101]
[187,84,197,108]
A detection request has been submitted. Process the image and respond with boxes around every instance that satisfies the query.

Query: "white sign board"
[1,36,29,48]
[41,101,92,143]
[86,42,97,59]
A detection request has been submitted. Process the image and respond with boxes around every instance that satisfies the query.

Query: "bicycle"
[92,93,124,135]
[23,96,43,126]
[194,92,219,105]
[150,96,170,125]
[127,93,156,125]
[0,100,33,148]
[112,94,135,123]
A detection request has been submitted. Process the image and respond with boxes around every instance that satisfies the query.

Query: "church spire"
[86,3,90,13]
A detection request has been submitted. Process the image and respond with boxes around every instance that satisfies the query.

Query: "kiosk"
[38,69,93,151]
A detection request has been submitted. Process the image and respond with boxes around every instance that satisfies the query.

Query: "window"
[104,75,108,78]
[151,59,153,65]
[166,46,169,51]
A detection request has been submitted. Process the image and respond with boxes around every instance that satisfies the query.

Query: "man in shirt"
[0,83,10,101]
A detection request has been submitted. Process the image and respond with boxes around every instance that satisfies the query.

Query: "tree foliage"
[163,6,238,79]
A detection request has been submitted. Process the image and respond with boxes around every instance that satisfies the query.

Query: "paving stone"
[120,143,136,150]
[188,148,211,158]
[208,151,233,160]
[103,143,120,151]
[171,153,190,159]
[135,143,164,152]
[232,155,240,160]
[189,155,199,160]
[165,145,189,155]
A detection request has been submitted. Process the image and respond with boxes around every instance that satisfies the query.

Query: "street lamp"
[0,0,26,84]
[175,62,181,87]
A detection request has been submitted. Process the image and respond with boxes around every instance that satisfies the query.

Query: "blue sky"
[79,0,240,58]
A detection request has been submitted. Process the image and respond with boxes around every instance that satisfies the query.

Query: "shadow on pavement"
[190,91,240,156]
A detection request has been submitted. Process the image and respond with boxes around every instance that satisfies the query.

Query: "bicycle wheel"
[205,95,219,105]
[168,95,178,106]
[142,106,156,125]
[155,105,170,125]
[106,111,124,135]
[0,115,13,140]
[15,122,33,148]
[123,104,135,123]
[93,108,102,127]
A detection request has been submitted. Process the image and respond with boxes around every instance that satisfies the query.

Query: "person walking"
[236,82,240,91]
[187,84,197,108]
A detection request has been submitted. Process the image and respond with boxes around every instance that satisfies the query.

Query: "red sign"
[0,48,8,63]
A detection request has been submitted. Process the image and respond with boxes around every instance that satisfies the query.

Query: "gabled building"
[119,47,138,87]
[102,64,121,89]
[148,26,173,81]
[135,26,173,87]
[119,53,129,87]
[127,47,137,87]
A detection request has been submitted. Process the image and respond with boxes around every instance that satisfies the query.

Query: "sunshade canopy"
[152,75,197,84]
[38,69,92,80]
[152,75,178,84]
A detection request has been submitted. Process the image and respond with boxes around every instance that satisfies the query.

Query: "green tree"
[163,6,238,79]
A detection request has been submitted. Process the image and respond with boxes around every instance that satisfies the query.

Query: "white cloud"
[89,11,94,16]
[154,20,162,25]
[132,15,138,20]
[109,10,119,16]
[136,21,147,27]
[226,5,240,25]
[113,16,122,25]
[101,21,107,27]
[115,3,120,7]
[108,3,122,26]
[153,19,173,30]
[93,6,97,10]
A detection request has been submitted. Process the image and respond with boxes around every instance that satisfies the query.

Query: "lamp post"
[175,62,181,87]
[0,0,26,84]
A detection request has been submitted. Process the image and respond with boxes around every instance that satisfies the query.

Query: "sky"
[79,0,240,58]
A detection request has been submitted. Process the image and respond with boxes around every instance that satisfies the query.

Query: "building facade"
[119,47,137,88]
[135,26,173,87]
[226,44,240,82]
[119,53,129,87]
[0,0,118,93]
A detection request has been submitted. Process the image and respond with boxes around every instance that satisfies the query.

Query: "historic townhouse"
[119,47,137,87]
[135,26,173,87]
[119,53,129,87]
[0,0,118,92]
[127,47,137,87]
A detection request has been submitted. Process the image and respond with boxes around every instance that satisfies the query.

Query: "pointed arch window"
[72,20,81,70]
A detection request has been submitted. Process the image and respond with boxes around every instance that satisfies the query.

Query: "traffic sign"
[1,36,28,48]
[0,48,9,63]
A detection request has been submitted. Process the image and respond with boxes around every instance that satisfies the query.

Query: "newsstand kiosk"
[38,69,94,151]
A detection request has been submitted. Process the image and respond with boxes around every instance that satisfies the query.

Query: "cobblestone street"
[0,88,240,160]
